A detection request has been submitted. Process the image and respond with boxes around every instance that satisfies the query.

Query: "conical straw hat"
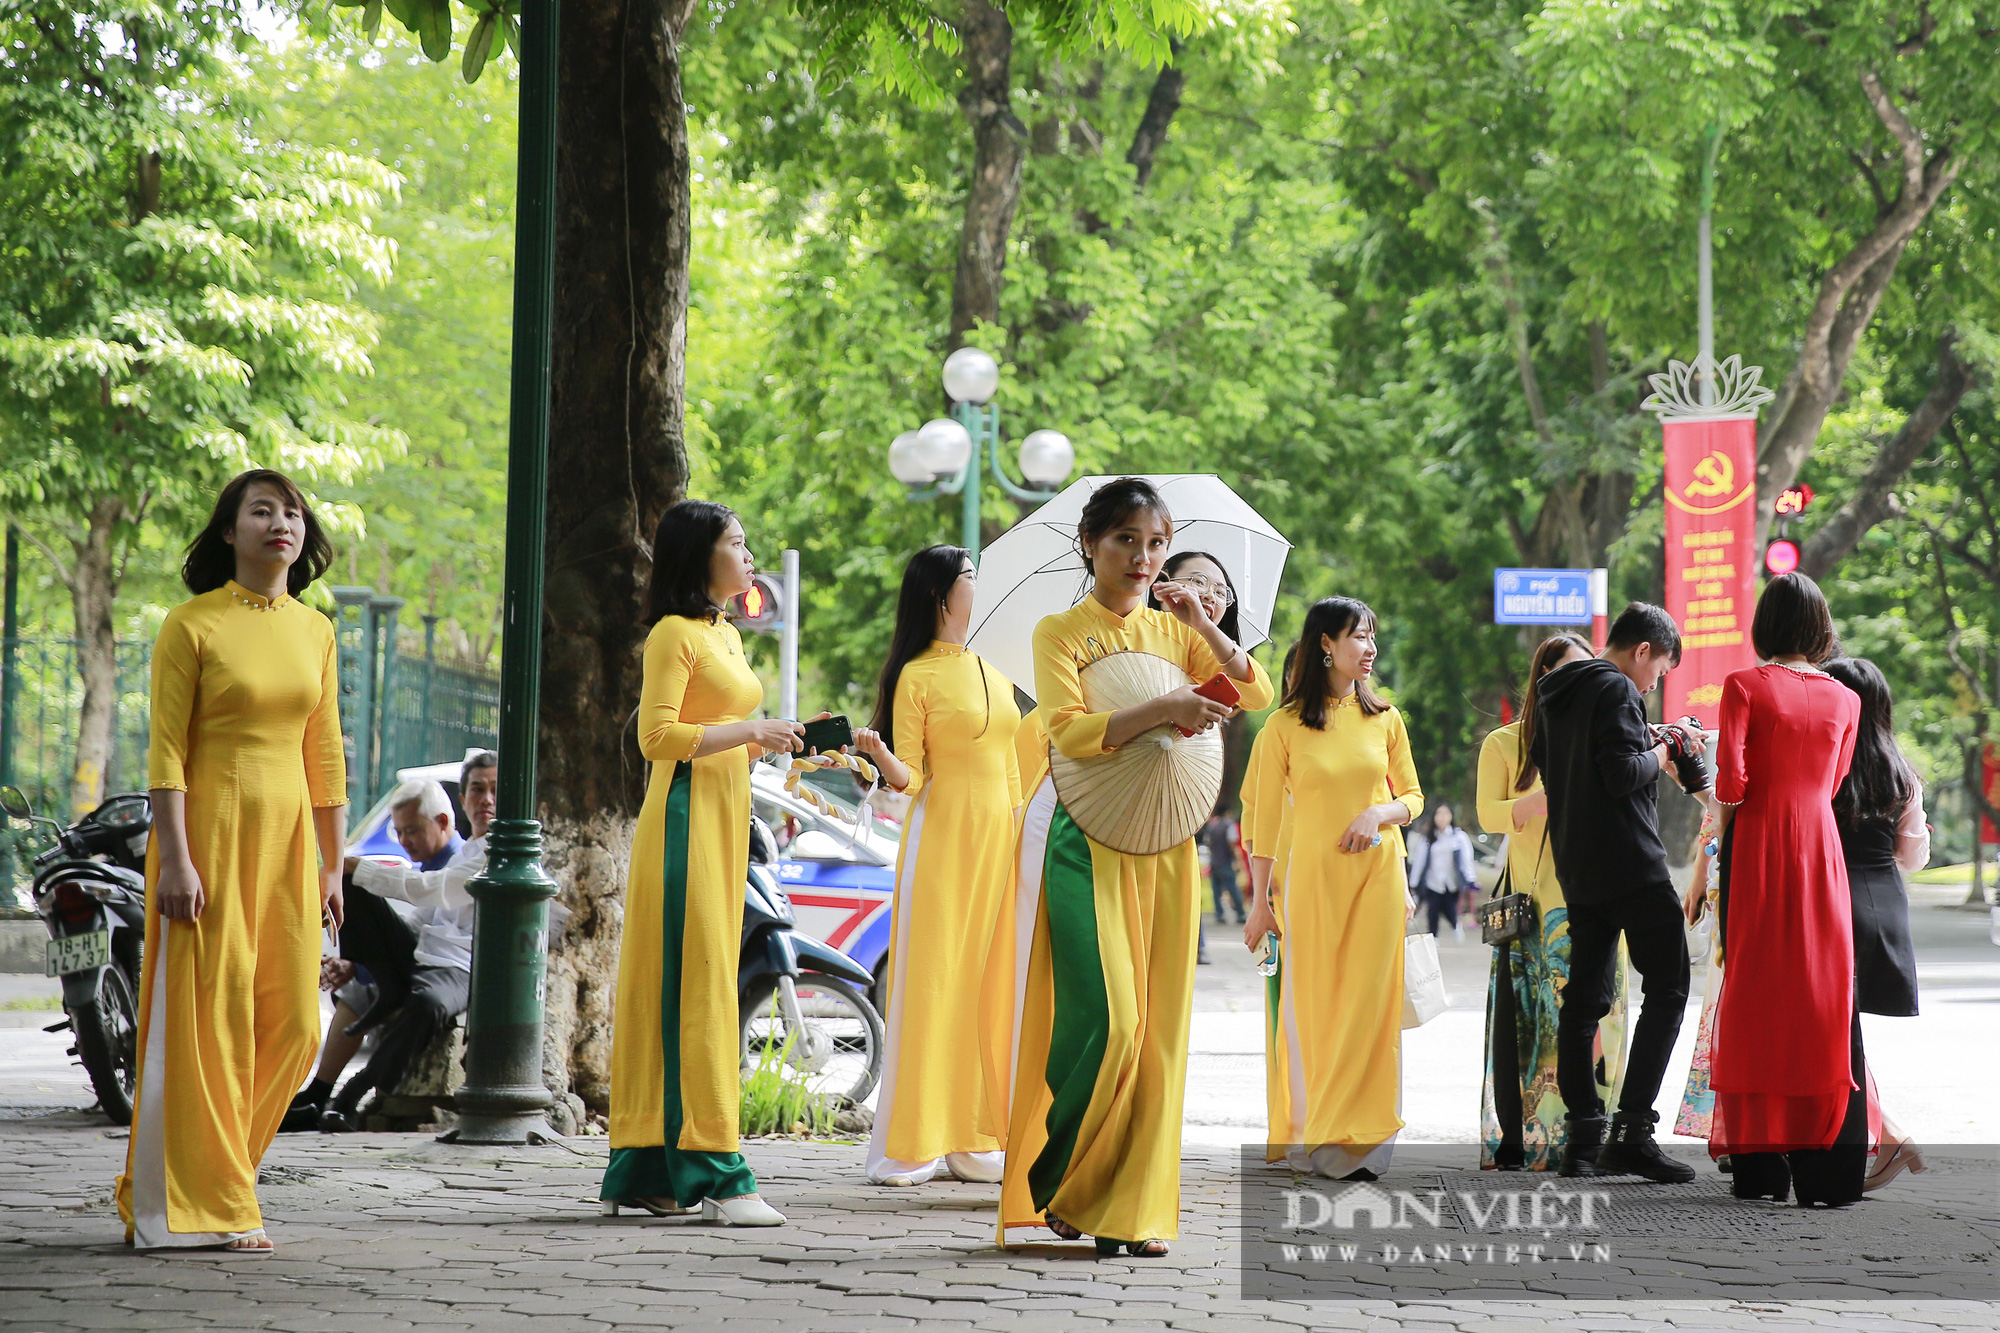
[1049,651,1225,856]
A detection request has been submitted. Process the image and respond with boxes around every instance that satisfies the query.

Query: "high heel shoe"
[1864,1137,1928,1192]
[702,1194,786,1227]
[600,1197,699,1217]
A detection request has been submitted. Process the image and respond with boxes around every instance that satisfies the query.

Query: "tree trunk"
[1799,332,1973,579]
[1753,69,1959,544]
[949,0,1028,348]
[67,496,125,816]
[539,0,697,1113]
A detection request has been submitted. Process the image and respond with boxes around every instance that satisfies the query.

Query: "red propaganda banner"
[1662,415,1759,728]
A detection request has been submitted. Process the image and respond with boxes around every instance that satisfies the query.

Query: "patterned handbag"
[1476,833,1542,946]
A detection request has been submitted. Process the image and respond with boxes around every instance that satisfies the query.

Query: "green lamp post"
[448,0,560,1145]
[889,347,1076,561]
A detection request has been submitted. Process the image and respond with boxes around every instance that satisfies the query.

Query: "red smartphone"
[1175,672,1242,737]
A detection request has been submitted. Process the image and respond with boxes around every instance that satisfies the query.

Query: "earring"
[1324,653,1333,667]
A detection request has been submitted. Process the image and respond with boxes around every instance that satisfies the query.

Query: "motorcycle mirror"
[0,786,28,821]
[748,815,778,867]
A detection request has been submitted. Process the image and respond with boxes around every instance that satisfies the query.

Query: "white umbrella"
[968,474,1292,700]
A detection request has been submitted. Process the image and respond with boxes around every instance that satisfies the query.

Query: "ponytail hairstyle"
[868,545,987,753]
[1515,632,1592,792]
[1825,657,1917,827]
[1075,477,1172,588]
[1280,597,1386,729]
[1147,549,1241,643]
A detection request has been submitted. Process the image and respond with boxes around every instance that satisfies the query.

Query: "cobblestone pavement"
[2,1113,1996,1333]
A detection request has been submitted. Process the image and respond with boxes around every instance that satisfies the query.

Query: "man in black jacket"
[1530,603,1705,1182]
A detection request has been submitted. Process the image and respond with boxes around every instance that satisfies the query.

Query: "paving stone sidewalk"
[1,1112,1995,1333]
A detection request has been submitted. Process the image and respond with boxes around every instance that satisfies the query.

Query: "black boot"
[1557,1113,1607,1178]
[1596,1110,1695,1183]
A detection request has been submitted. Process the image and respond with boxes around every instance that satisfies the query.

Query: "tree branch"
[1799,332,1973,578]
[15,526,75,590]
[1753,68,1960,540]
[1126,37,1186,191]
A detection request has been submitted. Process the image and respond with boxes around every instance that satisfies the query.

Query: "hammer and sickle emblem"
[1686,451,1734,499]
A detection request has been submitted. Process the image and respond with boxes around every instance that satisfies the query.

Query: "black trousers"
[335,964,472,1111]
[338,878,418,1018]
[1557,882,1690,1120]
[1421,887,1459,935]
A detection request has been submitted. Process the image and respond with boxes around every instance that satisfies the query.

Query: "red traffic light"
[1773,484,1815,516]
[728,573,784,633]
[1764,538,1801,576]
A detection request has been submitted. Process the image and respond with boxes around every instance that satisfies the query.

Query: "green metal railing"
[0,607,498,908]
[0,635,153,817]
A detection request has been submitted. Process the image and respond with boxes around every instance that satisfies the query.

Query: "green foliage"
[256,28,517,658]
[738,1020,838,1138]
[0,4,400,609]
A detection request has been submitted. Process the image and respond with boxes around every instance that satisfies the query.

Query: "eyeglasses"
[1163,574,1235,606]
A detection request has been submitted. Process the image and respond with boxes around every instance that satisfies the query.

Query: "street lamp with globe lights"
[889,347,1075,561]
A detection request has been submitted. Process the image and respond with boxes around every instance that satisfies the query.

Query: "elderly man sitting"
[283,753,496,1132]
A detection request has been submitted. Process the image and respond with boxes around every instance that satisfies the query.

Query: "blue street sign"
[1494,568,1593,625]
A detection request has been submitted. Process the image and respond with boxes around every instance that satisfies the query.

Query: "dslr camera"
[1651,715,1712,796]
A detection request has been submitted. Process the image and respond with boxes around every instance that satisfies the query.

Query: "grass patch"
[1910,862,1979,885]
[739,1025,837,1139]
[1,996,59,1011]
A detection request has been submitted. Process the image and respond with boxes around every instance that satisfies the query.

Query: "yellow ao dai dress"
[117,582,346,1246]
[999,598,1272,1245]
[867,643,1021,1180]
[603,613,763,1206]
[1256,698,1423,1176]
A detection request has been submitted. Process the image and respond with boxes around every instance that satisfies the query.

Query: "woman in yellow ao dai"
[1243,597,1423,1181]
[601,502,804,1228]
[998,480,1272,1258]
[118,471,347,1256]
[856,545,1021,1185]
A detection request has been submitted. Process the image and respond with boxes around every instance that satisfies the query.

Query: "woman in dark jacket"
[1823,656,1930,1191]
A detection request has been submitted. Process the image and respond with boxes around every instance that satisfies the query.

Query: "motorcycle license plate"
[46,930,110,978]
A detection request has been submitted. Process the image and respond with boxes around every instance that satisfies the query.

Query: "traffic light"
[1773,484,1815,517]
[1764,538,1801,577]
[727,573,785,634]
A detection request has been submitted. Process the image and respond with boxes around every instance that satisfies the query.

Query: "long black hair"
[1281,597,1387,728]
[1515,632,1592,792]
[869,545,989,752]
[181,469,334,596]
[1076,477,1172,583]
[1148,549,1241,643]
[645,499,737,626]
[1825,656,1916,827]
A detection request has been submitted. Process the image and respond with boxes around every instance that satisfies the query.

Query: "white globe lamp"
[914,416,973,478]
[887,430,932,486]
[1018,429,1075,488]
[941,347,1001,405]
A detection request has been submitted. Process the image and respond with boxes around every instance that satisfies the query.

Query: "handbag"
[1475,831,1543,946]
[1401,927,1447,1028]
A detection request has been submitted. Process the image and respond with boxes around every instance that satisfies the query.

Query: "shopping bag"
[1401,928,1447,1029]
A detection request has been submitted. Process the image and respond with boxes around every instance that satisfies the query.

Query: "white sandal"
[702,1193,786,1226]
[217,1229,273,1256]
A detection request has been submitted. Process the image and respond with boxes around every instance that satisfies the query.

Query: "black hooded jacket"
[1526,658,1669,903]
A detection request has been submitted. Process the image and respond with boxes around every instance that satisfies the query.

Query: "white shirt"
[353,836,484,972]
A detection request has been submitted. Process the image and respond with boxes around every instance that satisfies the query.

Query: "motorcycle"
[739,815,884,1107]
[0,785,149,1124]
